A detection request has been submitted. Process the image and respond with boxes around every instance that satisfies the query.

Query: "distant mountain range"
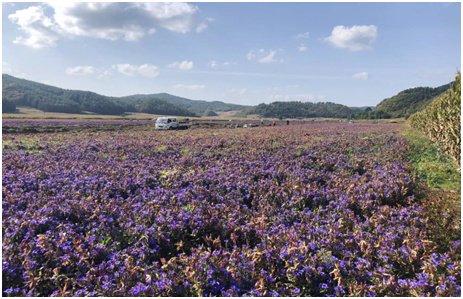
[2,74,454,119]
[2,74,245,116]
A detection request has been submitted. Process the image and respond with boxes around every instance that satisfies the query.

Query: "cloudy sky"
[2,2,461,106]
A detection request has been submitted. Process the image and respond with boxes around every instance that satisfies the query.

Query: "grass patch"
[403,128,460,192]
[403,127,460,253]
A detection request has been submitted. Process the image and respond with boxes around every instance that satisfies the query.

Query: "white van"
[155,117,190,130]
[155,117,179,130]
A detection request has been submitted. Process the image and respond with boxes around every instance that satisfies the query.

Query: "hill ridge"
[2,74,245,116]
[376,82,452,118]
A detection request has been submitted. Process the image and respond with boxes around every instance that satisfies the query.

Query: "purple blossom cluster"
[2,122,460,296]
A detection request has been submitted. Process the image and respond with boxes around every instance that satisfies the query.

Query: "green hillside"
[121,93,245,115]
[3,74,125,115]
[249,101,353,119]
[2,74,244,116]
[376,82,451,118]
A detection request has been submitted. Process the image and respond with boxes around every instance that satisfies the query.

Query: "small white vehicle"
[155,117,189,130]
[155,117,179,130]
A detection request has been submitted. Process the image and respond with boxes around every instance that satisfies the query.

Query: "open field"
[3,107,405,135]
[2,107,159,120]
[1,118,273,134]
[2,107,405,122]
[2,114,379,134]
[2,120,460,296]
[2,107,250,120]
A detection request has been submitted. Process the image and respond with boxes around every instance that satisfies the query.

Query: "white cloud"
[209,60,218,69]
[247,49,282,64]
[8,5,59,49]
[65,65,96,76]
[112,63,159,78]
[113,64,137,76]
[65,65,114,78]
[51,2,198,39]
[259,51,277,64]
[168,60,194,70]
[196,18,213,33]
[325,25,377,51]
[298,44,308,52]
[295,32,309,52]
[295,32,310,39]
[208,60,234,69]
[8,3,206,48]
[352,72,369,80]
[146,2,199,33]
[137,64,160,77]
[173,84,205,91]
[195,22,208,33]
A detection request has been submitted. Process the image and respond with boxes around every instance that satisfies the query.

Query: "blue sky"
[2,2,461,106]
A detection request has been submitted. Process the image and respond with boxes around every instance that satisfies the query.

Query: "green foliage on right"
[376,82,451,118]
[408,73,461,165]
[403,128,460,190]
[403,128,460,253]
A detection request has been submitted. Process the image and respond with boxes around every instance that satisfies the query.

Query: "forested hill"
[248,101,354,119]
[376,82,452,118]
[248,78,452,119]
[3,74,134,115]
[120,93,245,115]
[2,74,245,116]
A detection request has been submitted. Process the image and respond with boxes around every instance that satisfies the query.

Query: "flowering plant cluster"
[2,122,460,296]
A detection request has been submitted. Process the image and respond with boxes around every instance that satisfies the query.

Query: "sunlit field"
[2,120,460,296]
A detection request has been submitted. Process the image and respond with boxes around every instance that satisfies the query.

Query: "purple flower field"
[2,122,461,296]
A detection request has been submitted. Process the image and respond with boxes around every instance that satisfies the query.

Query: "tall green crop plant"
[409,73,461,166]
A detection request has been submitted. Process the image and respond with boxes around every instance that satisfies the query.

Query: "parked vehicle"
[155,117,189,130]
